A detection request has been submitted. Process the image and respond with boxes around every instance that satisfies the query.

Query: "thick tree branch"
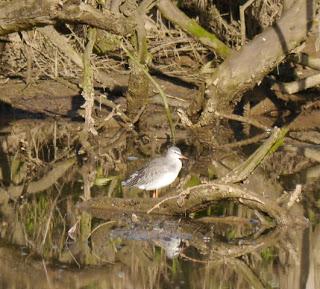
[195,0,314,127]
[55,2,134,36]
[0,0,55,35]
[0,0,134,37]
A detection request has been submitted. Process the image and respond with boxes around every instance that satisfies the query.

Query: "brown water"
[0,113,319,289]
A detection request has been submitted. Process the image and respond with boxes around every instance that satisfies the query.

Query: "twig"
[178,107,271,132]
[287,184,302,208]
[38,26,83,67]
[132,105,146,124]
[42,260,53,289]
[147,195,180,214]
[67,247,81,268]
[214,111,271,131]
[87,221,116,240]
[95,94,131,124]
[215,132,269,149]
[53,121,57,160]
[41,190,61,249]
[240,0,256,45]
[180,252,209,263]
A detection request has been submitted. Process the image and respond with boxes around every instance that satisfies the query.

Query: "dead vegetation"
[0,3,319,286]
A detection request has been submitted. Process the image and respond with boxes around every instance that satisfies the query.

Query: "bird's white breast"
[138,158,182,190]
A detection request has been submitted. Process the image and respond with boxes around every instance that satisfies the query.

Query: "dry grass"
[0,1,283,86]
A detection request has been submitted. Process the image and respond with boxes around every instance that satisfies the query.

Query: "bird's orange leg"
[152,189,159,198]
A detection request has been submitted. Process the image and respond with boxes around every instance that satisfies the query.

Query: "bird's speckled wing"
[122,157,170,187]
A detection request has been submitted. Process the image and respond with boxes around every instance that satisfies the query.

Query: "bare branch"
[157,0,231,58]
[0,0,134,37]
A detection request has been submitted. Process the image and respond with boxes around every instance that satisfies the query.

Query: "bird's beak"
[179,154,188,160]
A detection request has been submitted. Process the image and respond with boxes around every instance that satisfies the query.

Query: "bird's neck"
[170,158,182,170]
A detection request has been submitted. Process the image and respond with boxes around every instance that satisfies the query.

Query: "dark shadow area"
[149,67,198,89]
[95,85,127,101]
[306,0,314,32]
[232,80,296,141]
[273,22,289,54]
[67,94,85,120]
[0,144,11,186]
[0,102,46,128]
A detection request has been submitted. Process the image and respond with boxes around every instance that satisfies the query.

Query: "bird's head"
[167,146,188,160]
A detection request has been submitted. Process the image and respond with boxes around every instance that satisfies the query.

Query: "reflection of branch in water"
[41,187,62,250]
[179,255,267,289]
[3,158,76,203]
[85,211,290,261]
[226,258,267,289]
[202,224,284,259]
[195,216,257,226]
[173,221,283,260]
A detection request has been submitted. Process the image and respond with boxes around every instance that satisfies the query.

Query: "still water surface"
[0,117,319,289]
